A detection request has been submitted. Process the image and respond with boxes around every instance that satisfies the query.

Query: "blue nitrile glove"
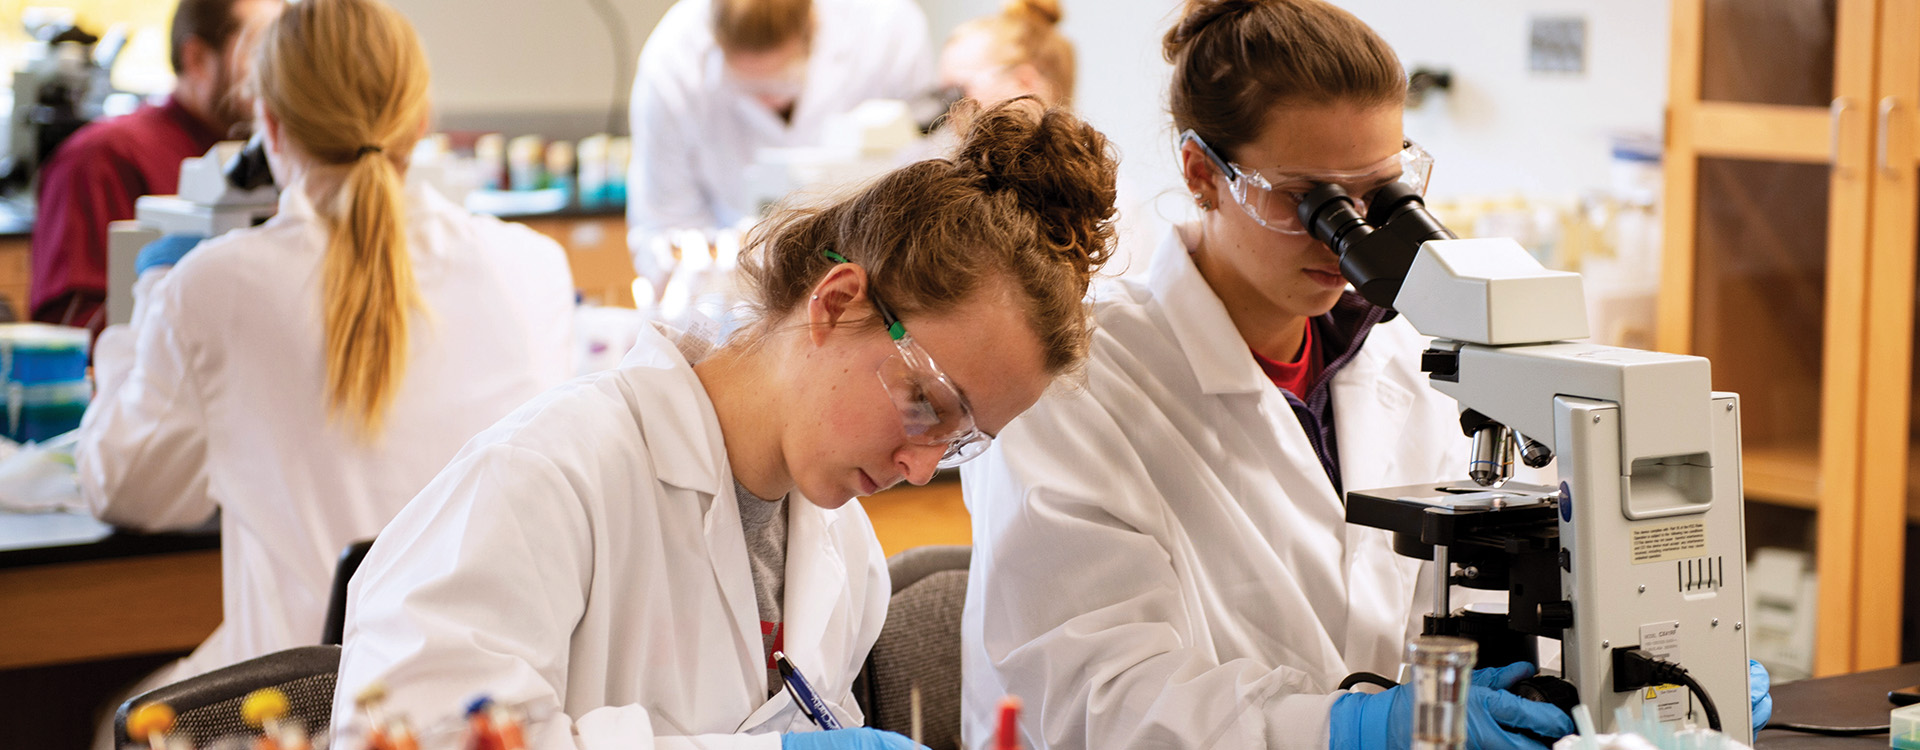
[1468,663,1578,750]
[781,728,924,750]
[1330,662,1577,750]
[1750,659,1772,733]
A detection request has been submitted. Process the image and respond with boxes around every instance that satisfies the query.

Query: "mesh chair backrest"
[863,545,970,750]
[115,645,340,748]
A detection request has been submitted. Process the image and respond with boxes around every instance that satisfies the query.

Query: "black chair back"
[321,538,375,646]
[114,645,340,748]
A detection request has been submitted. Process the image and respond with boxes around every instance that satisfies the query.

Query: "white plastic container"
[1892,703,1920,750]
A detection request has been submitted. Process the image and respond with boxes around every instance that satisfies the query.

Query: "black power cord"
[1611,647,1722,732]
[1339,671,1400,691]
[1767,721,1890,736]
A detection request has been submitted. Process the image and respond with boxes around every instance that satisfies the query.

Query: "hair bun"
[1162,0,1254,62]
[947,97,1117,282]
[1002,0,1062,27]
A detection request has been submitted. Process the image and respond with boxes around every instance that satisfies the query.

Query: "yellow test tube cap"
[126,702,176,740]
[241,687,290,727]
[356,682,389,707]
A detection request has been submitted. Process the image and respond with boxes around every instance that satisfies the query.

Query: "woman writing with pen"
[330,93,1119,749]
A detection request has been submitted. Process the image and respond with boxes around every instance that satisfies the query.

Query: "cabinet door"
[1858,0,1920,673]
[1661,0,1876,677]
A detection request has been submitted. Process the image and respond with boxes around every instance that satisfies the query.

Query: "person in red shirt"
[30,0,282,332]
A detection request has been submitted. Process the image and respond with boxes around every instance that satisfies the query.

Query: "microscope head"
[1297,181,1457,311]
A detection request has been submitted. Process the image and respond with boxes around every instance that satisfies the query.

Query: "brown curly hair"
[1165,0,1405,163]
[737,97,1118,374]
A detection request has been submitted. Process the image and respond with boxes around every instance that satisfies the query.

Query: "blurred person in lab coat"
[626,0,934,283]
[30,0,283,334]
[938,0,1073,107]
[77,0,575,695]
[331,97,1117,750]
[957,2,1581,749]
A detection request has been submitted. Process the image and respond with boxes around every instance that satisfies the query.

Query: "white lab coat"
[959,226,1471,750]
[330,325,891,750]
[77,181,576,682]
[625,0,933,274]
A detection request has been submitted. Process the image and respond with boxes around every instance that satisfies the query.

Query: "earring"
[1195,195,1215,211]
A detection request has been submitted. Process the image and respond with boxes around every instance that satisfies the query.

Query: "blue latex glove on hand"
[1750,659,1772,733]
[782,728,924,750]
[1329,662,1577,750]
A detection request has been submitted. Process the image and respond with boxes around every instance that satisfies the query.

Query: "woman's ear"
[1179,140,1223,211]
[256,102,280,153]
[804,262,874,347]
[256,102,289,186]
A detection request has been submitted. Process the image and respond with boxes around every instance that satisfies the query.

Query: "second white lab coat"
[331,325,891,750]
[959,226,1471,750]
[625,0,933,275]
[77,181,576,683]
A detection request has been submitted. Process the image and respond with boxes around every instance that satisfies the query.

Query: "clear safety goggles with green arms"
[822,250,992,469]
[1182,129,1435,235]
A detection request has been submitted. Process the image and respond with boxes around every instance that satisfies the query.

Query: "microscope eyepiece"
[225,134,274,191]
[1298,183,1372,257]
[1366,182,1426,226]
[1296,179,1458,310]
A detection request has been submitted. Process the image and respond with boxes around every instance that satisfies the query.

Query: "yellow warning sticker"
[1644,684,1687,723]
[1630,521,1708,565]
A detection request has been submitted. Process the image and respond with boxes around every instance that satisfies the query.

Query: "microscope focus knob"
[1537,600,1574,630]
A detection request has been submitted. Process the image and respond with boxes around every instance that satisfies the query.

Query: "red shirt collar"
[1251,319,1322,401]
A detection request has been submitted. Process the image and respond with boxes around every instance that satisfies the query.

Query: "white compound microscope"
[104,139,277,325]
[1298,182,1752,744]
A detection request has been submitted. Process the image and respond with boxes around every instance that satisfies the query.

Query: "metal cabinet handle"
[1880,96,1902,178]
[1833,97,1855,176]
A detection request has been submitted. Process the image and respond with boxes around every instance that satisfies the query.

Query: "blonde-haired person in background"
[626,0,934,284]
[331,98,1116,750]
[939,0,1073,107]
[77,0,575,696]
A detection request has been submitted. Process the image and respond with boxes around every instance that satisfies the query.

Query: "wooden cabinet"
[0,236,31,322]
[1662,0,1917,675]
[1858,0,1920,673]
[514,214,640,309]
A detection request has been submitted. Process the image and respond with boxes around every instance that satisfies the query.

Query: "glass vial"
[1408,635,1478,750]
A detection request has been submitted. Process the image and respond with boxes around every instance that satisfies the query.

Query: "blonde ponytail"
[255,0,430,437]
[321,147,416,435]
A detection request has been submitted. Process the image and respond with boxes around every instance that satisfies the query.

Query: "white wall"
[389,0,1670,202]
[1347,0,1672,201]
[387,0,676,133]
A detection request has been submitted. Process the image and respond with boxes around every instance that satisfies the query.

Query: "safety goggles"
[1182,129,1434,235]
[822,250,991,469]
[722,53,808,103]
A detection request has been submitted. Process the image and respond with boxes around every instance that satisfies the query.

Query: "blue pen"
[774,650,844,730]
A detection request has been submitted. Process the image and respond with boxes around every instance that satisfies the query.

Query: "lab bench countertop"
[0,510,218,569]
[0,196,624,242]
[0,510,223,671]
[1758,662,1920,750]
